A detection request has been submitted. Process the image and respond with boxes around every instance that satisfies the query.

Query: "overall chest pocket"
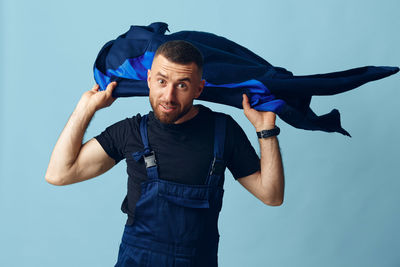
[158,193,210,209]
[156,182,213,243]
[157,193,211,243]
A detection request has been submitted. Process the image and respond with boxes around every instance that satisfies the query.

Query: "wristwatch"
[257,126,280,139]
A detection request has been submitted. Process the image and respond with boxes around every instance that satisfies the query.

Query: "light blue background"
[1,0,399,266]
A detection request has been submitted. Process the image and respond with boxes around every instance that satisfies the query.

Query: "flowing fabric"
[94,22,399,136]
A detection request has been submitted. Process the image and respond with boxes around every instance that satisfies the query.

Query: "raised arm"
[45,82,117,186]
[237,94,285,206]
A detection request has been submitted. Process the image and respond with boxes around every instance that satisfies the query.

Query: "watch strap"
[257,126,280,139]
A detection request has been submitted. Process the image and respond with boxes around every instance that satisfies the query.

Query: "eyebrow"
[156,72,168,79]
[177,77,191,82]
[155,72,191,82]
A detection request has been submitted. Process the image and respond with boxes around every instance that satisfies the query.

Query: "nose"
[162,84,176,103]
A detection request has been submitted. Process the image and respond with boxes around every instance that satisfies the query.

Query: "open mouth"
[160,103,177,112]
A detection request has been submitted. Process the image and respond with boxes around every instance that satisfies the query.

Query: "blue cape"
[94,22,399,136]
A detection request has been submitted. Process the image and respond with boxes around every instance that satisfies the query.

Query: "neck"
[174,105,199,124]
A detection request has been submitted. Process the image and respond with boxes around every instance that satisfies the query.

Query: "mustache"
[159,101,178,107]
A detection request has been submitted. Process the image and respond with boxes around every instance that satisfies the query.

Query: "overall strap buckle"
[143,151,157,168]
[210,157,225,176]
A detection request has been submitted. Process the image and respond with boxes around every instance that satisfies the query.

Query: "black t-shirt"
[95,105,260,225]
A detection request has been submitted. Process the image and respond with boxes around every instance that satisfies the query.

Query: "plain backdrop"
[1,0,399,266]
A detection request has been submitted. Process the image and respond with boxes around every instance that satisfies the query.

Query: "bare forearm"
[241,93,285,205]
[258,136,284,205]
[46,101,96,183]
[45,83,117,185]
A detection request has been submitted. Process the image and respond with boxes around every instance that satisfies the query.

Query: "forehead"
[151,55,200,79]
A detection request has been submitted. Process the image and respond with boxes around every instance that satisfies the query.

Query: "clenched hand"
[80,82,118,112]
[242,94,276,131]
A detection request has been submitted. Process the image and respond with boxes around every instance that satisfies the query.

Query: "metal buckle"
[210,157,225,176]
[143,151,157,168]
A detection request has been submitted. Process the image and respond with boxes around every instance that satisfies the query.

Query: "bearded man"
[46,40,284,266]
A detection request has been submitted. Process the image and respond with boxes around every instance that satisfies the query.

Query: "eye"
[177,83,187,89]
[158,79,165,85]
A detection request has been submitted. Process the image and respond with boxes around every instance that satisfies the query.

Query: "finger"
[91,84,100,92]
[105,81,118,97]
[106,81,117,92]
[242,94,251,110]
[106,81,117,89]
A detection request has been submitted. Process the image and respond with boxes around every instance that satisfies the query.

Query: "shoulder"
[197,105,246,139]
[98,113,146,138]
[198,104,233,122]
[116,113,143,127]
[206,107,241,130]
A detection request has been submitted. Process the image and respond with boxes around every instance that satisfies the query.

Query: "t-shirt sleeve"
[225,115,260,179]
[94,118,130,164]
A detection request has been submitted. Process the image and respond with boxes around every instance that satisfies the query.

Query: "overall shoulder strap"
[132,114,159,180]
[205,113,227,187]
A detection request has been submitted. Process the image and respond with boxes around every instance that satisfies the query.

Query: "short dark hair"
[154,40,204,74]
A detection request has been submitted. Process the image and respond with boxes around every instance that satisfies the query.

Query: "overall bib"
[115,113,227,267]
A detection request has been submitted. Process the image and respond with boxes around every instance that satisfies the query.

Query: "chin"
[154,110,180,124]
[158,116,176,124]
[150,99,193,124]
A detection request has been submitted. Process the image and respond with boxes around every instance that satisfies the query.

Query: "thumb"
[242,94,252,111]
[105,81,118,97]
[106,81,117,91]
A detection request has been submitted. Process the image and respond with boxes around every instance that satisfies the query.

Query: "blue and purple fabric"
[94,22,399,136]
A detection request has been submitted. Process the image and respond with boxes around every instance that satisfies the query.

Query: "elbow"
[45,164,76,186]
[260,189,284,206]
[45,175,66,186]
[45,171,70,186]
[260,175,284,206]
[262,198,284,206]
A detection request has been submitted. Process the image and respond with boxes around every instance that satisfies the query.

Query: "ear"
[194,79,205,99]
[147,69,151,88]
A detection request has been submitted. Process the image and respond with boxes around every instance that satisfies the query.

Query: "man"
[46,40,284,266]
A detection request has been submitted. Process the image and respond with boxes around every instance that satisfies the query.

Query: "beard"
[149,97,193,124]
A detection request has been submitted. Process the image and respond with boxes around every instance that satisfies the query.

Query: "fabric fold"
[94,22,399,136]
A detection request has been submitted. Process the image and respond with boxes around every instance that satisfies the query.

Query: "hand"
[242,94,276,131]
[80,82,117,112]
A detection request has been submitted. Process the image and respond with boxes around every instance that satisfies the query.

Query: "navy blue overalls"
[115,113,227,267]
